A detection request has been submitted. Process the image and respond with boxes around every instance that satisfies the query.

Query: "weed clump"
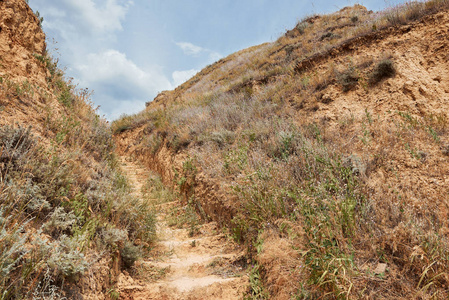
[369,59,396,85]
[295,21,309,35]
[47,235,89,280]
[319,32,340,41]
[0,125,35,168]
[120,241,141,269]
[337,67,359,92]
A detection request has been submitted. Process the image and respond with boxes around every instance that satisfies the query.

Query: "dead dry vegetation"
[0,1,156,299]
[114,0,449,298]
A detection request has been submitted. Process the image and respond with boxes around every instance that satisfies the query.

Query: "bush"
[337,67,359,92]
[0,210,29,285]
[32,268,65,300]
[48,235,88,279]
[120,241,140,268]
[204,130,236,148]
[295,21,309,35]
[0,125,35,170]
[43,207,77,237]
[369,59,396,85]
[100,226,128,249]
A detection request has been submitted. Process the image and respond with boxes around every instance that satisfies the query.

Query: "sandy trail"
[117,157,248,300]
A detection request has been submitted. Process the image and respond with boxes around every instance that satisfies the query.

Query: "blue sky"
[29,0,405,120]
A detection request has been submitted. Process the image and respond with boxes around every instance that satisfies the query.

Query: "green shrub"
[43,207,77,237]
[48,235,88,279]
[120,241,140,268]
[100,226,128,249]
[247,264,268,299]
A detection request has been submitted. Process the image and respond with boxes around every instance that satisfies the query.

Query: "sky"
[29,0,406,120]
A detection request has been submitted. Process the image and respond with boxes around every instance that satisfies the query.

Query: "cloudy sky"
[29,0,404,120]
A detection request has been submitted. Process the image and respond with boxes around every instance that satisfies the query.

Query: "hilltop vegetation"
[0,1,155,298]
[115,1,449,298]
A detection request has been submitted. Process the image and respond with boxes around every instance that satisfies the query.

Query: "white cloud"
[75,50,172,119]
[175,41,222,64]
[32,1,221,120]
[100,97,147,121]
[38,0,132,40]
[175,42,223,63]
[172,69,199,87]
[176,42,204,56]
[63,0,132,34]
[78,49,172,92]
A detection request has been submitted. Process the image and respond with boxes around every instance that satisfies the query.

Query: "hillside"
[0,1,156,299]
[114,1,449,299]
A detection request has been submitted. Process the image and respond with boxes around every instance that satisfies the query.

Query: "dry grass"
[113,1,449,298]
[0,53,157,298]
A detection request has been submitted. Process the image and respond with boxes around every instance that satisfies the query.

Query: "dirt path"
[117,157,248,300]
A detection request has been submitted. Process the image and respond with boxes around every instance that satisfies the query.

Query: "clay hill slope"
[0,1,156,299]
[115,1,449,299]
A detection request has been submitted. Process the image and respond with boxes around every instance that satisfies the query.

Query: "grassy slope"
[0,1,155,298]
[114,1,449,298]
